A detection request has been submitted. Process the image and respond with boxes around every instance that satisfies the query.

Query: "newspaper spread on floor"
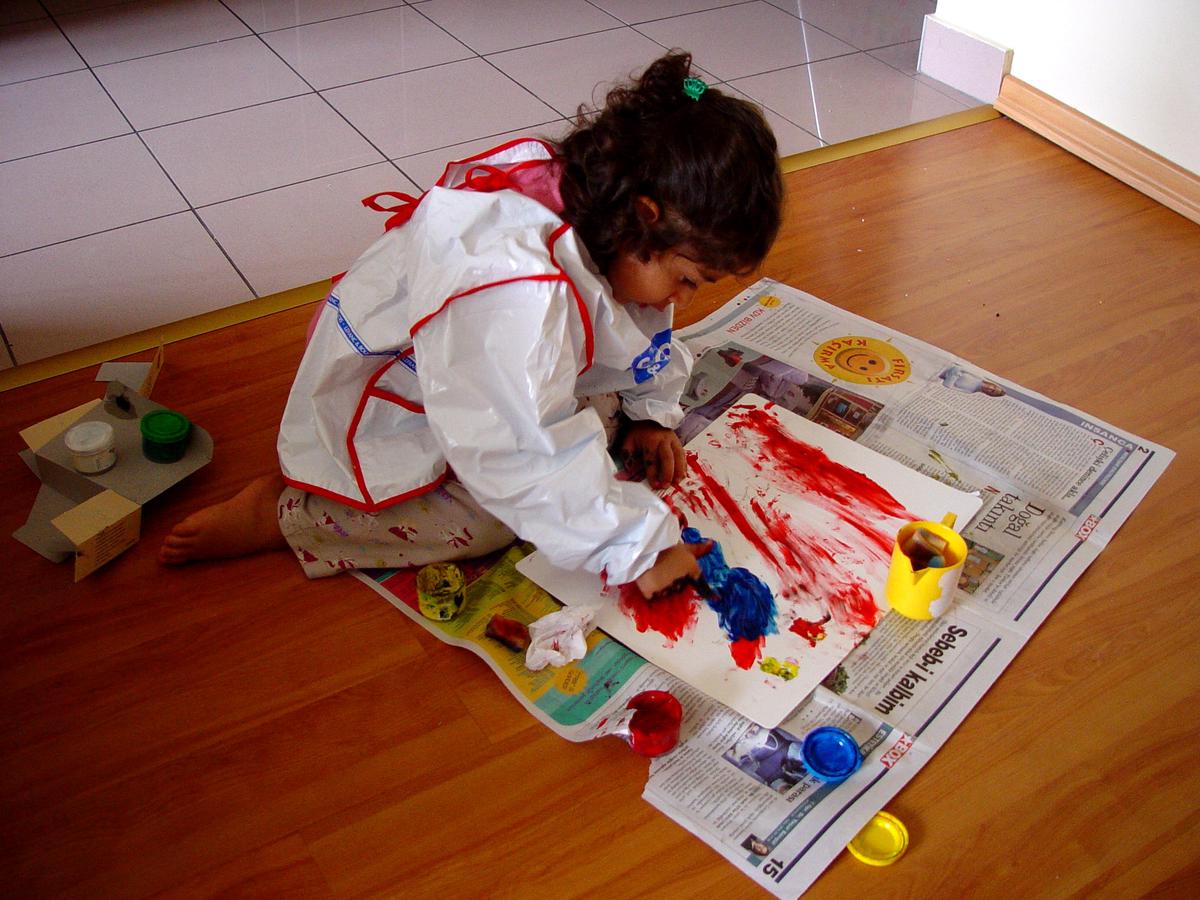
[354,278,1173,898]
[641,278,1173,897]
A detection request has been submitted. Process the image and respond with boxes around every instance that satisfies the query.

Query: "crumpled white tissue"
[525,606,597,671]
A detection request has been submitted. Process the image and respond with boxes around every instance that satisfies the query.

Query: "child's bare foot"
[159,473,289,565]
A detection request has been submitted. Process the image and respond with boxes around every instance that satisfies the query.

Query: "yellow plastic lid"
[847,811,909,866]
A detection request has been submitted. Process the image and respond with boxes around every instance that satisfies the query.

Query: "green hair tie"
[682,76,707,101]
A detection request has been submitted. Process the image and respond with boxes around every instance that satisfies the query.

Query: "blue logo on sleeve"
[631,329,673,384]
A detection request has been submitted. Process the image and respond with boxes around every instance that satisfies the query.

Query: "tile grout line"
[0,320,16,368]
[33,6,258,297]
[212,0,417,195]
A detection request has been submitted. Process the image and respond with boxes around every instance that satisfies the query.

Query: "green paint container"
[140,409,191,462]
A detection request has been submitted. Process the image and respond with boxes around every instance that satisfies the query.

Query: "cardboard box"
[13,350,213,580]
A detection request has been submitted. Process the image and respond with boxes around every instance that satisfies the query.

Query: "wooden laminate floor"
[2,118,1198,899]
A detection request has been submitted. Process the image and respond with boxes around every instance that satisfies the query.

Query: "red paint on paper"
[729,636,765,670]
[789,617,828,646]
[666,403,910,637]
[724,404,907,558]
[617,582,701,643]
[681,453,785,572]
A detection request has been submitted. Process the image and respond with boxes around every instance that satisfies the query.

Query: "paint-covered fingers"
[660,431,687,487]
[633,542,705,599]
[620,421,686,489]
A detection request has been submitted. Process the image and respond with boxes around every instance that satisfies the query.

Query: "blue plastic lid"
[802,726,862,782]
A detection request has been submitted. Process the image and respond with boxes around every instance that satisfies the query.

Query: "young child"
[161,51,783,599]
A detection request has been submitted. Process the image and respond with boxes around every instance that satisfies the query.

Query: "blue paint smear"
[682,527,778,642]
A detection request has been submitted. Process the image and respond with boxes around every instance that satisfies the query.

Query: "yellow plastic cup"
[885,513,967,620]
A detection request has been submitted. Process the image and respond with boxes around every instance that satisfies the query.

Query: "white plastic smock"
[277,140,692,585]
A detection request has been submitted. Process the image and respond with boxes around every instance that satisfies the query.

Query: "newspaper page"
[636,279,1174,897]
[352,544,668,741]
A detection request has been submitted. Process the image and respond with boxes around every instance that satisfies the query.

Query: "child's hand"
[634,540,712,599]
[620,421,686,489]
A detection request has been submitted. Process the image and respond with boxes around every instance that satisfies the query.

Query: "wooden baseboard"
[995,75,1199,224]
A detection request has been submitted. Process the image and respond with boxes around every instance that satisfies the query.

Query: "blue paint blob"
[709,567,778,641]
[682,528,777,642]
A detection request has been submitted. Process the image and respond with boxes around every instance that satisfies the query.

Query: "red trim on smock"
[302,138,595,514]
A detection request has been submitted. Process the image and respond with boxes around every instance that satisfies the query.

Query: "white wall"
[934,0,1200,174]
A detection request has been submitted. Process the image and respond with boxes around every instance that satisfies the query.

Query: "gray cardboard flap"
[34,390,213,507]
[13,482,81,562]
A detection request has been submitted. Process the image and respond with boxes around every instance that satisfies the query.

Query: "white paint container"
[64,421,117,474]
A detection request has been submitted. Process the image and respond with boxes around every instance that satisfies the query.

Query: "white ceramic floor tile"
[913,72,981,109]
[0,135,185,256]
[868,40,920,76]
[261,6,472,91]
[0,18,84,84]
[142,94,385,207]
[0,212,252,363]
[222,0,403,33]
[637,3,856,81]
[418,0,622,55]
[323,57,559,159]
[724,85,821,156]
[0,70,130,162]
[94,36,310,130]
[396,120,571,189]
[57,0,251,67]
[730,52,968,145]
[488,29,672,116]
[760,106,822,156]
[588,0,743,25]
[795,0,933,50]
[197,163,417,296]
[0,1,48,26]
[0,0,946,365]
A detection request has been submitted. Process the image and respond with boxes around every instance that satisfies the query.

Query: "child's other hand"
[633,540,712,599]
[620,421,686,489]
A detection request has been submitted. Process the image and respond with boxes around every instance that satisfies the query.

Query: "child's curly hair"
[556,51,783,276]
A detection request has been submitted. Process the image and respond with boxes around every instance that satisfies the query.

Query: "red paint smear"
[789,618,827,647]
[750,495,821,585]
[675,453,787,573]
[730,636,764,669]
[833,578,882,631]
[725,405,909,559]
[663,404,909,637]
[618,582,701,643]
[750,492,883,632]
